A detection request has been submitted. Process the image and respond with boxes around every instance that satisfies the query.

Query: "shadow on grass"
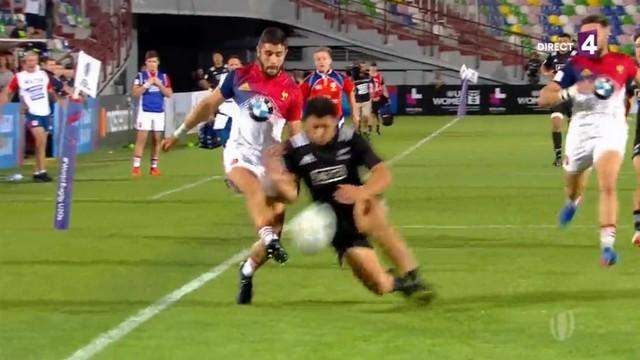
[364,288,640,314]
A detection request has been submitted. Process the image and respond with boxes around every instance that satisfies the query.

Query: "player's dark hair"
[558,33,572,39]
[303,97,338,121]
[258,27,288,47]
[581,15,609,27]
[228,54,243,63]
[145,50,159,60]
[634,33,640,42]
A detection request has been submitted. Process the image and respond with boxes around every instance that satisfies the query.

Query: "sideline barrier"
[4,84,617,170]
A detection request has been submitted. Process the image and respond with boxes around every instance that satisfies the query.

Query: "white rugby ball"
[288,202,337,255]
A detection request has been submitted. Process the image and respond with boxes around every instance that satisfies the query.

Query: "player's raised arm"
[162,73,231,152]
[334,132,391,204]
[155,74,173,98]
[131,72,148,98]
[541,53,555,78]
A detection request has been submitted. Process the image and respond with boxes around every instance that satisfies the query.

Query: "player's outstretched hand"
[334,184,367,205]
[161,136,178,152]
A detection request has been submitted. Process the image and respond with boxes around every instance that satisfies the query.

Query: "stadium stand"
[483,0,640,55]
[295,0,540,69]
[0,0,132,92]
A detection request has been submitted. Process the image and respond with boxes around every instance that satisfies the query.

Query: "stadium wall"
[132,0,516,83]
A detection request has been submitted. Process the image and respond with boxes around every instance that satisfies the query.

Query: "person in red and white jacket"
[0,51,56,182]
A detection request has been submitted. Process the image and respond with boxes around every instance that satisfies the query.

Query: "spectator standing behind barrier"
[201,51,228,90]
[130,50,173,177]
[0,51,56,182]
[525,52,542,85]
[351,61,374,138]
[10,14,28,39]
[0,55,14,92]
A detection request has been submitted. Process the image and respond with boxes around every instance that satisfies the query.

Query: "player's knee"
[599,182,617,195]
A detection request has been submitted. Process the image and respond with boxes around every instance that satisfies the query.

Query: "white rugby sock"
[600,225,616,249]
[258,226,277,245]
[241,258,256,277]
[132,156,141,168]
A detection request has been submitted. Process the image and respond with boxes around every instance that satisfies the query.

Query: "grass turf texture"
[1,115,639,360]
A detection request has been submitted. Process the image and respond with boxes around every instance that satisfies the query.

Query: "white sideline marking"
[65,117,462,359]
[387,117,461,165]
[149,176,222,200]
[63,250,249,360]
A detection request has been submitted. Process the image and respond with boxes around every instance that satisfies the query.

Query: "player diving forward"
[538,15,640,266]
[265,97,435,301]
[626,33,640,248]
[162,28,304,304]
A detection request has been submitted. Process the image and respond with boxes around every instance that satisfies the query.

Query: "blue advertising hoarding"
[0,104,23,170]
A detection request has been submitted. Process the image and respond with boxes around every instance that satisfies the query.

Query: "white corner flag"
[74,51,102,98]
[53,51,102,230]
[457,64,479,118]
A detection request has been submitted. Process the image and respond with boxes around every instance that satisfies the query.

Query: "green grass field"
[1,115,639,360]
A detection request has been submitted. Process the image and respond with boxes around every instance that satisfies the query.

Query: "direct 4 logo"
[406,88,422,106]
[489,88,506,106]
[578,30,598,59]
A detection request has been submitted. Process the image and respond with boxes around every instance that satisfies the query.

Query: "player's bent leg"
[594,150,623,266]
[343,247,395,295]
[236,199,286,305]
[632,156,640,247]
[227,167,276,228]
[558,170,588,227]
[353,197,417,275]
[227,167,288,263]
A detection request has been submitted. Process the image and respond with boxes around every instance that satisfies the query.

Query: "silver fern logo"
[550,311,575,341]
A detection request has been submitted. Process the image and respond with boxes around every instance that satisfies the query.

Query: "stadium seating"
[483,0,640,55]
[298,0,531,68]
[0,0,132,92]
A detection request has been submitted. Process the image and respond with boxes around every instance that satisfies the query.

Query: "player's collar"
[316,69,333,77]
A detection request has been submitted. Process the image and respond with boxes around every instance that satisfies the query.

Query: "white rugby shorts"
[136,110,166,132]
[563,116,627,173]
[223,144,276,197]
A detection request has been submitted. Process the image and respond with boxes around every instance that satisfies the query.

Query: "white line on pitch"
[63,250,249,360]
[387,117,460,165]
[64,117,460,359]
[149,176,222,200]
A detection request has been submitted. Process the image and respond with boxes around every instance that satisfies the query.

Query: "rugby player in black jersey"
[261,97,435,302]
[627,33,640,248]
